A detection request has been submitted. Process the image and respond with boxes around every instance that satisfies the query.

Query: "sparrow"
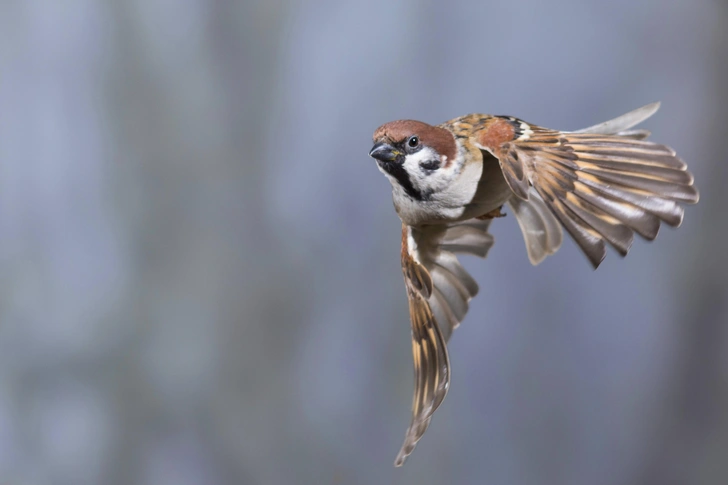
[368,103,699,466]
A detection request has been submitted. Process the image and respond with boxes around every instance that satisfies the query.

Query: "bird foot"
[476,206,506,220]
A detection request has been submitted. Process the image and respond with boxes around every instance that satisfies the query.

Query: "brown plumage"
[374,120,458,165]
[397,225,449,466]
[467,115,697,267]
[369,103,699,466]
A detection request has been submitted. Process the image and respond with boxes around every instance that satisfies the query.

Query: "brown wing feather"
[472,114,699,268]
[394,220,493,465]
[395,291,449,467]
[396,225,449,467]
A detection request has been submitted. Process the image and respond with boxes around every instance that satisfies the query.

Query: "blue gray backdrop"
[0,1,726,484]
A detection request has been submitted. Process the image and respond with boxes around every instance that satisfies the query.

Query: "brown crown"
[373,120,456,163]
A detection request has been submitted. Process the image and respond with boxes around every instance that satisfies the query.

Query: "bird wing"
[468,103,699,268]
[395,219,493,466]
[507,191,563,265]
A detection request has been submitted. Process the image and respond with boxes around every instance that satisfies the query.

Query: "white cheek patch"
[403,147,455,194]
[402,147,439,173]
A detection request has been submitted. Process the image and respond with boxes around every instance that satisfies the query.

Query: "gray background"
[0,1,726,484]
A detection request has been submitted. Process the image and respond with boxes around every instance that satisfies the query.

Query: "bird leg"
[476,206,506,220]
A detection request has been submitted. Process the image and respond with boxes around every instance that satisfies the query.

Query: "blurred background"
[0,0,726,484]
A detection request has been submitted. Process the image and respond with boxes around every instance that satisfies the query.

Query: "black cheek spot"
[420,160,441,173]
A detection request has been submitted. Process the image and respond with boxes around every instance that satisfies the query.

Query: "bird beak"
[369,143,400,162]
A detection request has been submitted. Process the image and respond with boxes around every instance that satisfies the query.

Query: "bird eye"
[407,136,419,148]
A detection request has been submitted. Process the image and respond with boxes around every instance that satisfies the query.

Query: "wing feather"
[395,287,449,467]
[395,221,493,466]
[573,102,661,135]
[508,192,563,265]
[472,104,699,267]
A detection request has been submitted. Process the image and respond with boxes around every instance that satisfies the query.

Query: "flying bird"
[368,103,699,466]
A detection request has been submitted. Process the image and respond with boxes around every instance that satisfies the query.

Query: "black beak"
[369,143,399,162]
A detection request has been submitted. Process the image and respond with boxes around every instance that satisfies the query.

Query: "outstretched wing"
[470,103,699,268]
[395,219,493,466]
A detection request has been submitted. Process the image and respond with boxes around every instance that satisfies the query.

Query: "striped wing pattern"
[396,220,493,466]
[473,104,699,267]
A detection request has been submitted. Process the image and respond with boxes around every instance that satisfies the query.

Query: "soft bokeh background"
[0,1,726,484]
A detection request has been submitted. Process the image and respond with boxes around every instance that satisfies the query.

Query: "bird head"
[369,120,457,201]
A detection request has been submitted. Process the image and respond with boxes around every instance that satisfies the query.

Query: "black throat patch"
[379,160,428,201]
